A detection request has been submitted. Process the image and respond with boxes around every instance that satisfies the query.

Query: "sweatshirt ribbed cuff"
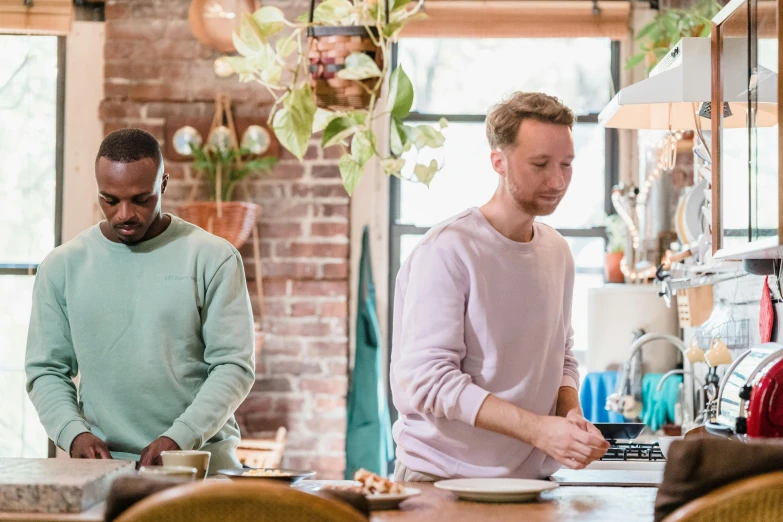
[56,419,91,454]
[162,420,201,450]
[453,382,491,426]
[560,375,578,390]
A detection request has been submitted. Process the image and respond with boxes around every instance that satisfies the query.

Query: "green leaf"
[223,56,251,75]
[347,111,367,126]
[245,43,277,72]
[413,159,438,187]
[699,24,711,37]
[389,118,408,156]
[337,52,382,81]
[635,22,657,41]
[276,33,298,58]
[260,64,282,85]
[410,125,445,149]
[624,53,646,70]
[233,13,264,56]
[322,117,360,148]
[380,157,405,177]
[339,155,363,196]
[252,6,286,38]
[390,0,414,12]
[273,84,316,161]
[351,129,376,167]
[313,0,353,24]
[438,117,448,129]
[386,65,414,119]
[313,108,339,133]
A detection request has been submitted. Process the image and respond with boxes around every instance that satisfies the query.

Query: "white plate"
[435,478,558,503]
[366,487,422,510]
[292,480,421,510]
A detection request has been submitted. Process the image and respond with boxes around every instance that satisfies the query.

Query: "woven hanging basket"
[178,201,260,249]
[308,25,383,111]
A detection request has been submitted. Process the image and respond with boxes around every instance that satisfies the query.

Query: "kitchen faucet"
[607,333,697,422]
[656,369,706,428]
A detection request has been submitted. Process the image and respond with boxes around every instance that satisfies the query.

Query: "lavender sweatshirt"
[390,207,579,479]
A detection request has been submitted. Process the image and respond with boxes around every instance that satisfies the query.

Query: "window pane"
[0,276,47,458]
[398,38,613,115]
[397,122,605,228]
[0,276,34,367]
[0,35,59,265]
[566,237,606,354]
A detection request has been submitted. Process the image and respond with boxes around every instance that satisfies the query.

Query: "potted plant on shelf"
[221,0,446,195]
[625,0,722,72]
[604,213,627,284]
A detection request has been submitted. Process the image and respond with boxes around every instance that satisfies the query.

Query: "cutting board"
[550,469,663,487]
[0,459,135,514]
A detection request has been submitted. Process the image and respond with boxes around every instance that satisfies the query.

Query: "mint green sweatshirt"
[25,215,255,474]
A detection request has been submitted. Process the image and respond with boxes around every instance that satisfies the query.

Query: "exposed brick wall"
[101,0,350,479]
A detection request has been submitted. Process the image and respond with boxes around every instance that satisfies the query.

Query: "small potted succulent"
[604,213,627,284]
[221,0,446,195]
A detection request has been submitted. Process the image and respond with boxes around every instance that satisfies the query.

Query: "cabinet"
[711,0,781,260]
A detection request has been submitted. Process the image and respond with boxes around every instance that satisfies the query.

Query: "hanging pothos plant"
[222,0,446,195]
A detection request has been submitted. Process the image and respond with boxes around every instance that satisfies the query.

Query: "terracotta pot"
[604,252,625,284]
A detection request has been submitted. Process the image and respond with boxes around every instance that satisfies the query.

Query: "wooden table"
[371,484,658,522]
[0,483,659,522]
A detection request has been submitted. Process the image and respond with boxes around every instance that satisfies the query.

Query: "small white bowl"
[658,435,684,459]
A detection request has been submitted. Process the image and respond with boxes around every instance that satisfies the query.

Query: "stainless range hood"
[599,37,778,130]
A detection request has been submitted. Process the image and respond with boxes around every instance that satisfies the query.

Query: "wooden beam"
[401,1,631,39]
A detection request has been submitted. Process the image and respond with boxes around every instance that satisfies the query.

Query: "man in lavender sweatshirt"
[390,92,610,482]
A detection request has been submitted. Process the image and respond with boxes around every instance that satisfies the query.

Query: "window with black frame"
[387,38,620,420]
[0,34,64,458]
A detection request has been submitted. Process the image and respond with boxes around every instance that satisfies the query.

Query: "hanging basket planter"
[307,25,383,111]
[178,201,260,249]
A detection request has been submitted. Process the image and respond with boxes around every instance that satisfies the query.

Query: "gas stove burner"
[600,441,666,462]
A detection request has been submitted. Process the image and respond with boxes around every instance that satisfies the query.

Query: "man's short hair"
[486,92,575,150]
[96,128,163,170]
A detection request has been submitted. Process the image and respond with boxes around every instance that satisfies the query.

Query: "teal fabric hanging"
[345,226,394,479]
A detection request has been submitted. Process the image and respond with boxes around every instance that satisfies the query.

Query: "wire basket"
[693,299,750,350]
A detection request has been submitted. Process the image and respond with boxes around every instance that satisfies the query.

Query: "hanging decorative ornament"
[172,126,203,156]
[213,57,234,78]
[241,125,271,155]
[705,337,732,367]
[208,125,233,151]
[685,337,706,364]
[188,0,257,53]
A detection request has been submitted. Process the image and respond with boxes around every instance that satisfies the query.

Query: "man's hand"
[70,432,112,459]
[138,437,180,468]
[533,415,610,470]
[565,409,606,440]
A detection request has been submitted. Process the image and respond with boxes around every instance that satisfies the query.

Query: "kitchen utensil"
[293,480,421,510]
[160,450,211,480]
[434,479,558,503]
[138,465,197,482]
[594,423,647,440]
[715,343,783,437]
[218,468,316,484]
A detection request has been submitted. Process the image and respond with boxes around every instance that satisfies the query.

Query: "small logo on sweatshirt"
[165,275,196,282]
